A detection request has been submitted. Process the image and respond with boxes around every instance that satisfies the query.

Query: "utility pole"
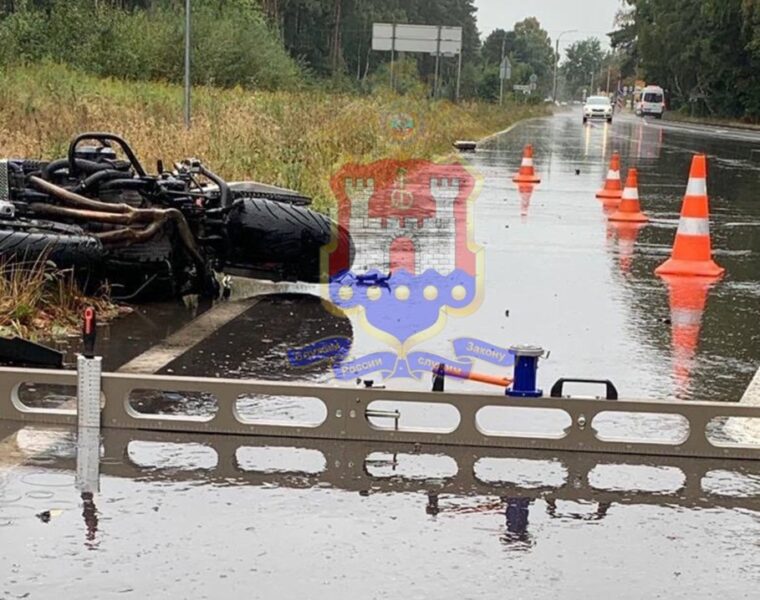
[606,65,611,94]
[433,26,441,98]
[390,22,396,92]
[499,32,506,105]
[455,48,462,102]
[552,29,576,103]
[184,0,191,129]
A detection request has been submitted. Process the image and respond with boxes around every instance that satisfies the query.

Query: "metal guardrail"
[3,423,759,511]
[2,366,760,460]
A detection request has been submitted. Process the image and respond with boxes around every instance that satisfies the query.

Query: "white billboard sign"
[372,23,462,55]
[371,23,395,51]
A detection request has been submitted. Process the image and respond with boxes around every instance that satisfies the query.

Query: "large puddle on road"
[4,113,759,597]
[1,423,760,598]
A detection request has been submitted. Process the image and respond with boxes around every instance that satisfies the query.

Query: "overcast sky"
[473,0,621,47]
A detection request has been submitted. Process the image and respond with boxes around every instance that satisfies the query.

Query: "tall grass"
[0,257,121,340]
[0,63,547,210]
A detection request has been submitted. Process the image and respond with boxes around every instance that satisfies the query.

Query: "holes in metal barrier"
[701,470,760,498]
[588,464,685,494]
[545,499,609,521]
[128,389,218,421]
[365,452,457,479]
[127,441,218,470]
[592,412,689,445]
[235,447,326,474]
[707,417,760,448]
[235,395,326,427]
[365,401,460,433]
[474,457,567,488]
[15,383,77,412]
[475,406,571,438]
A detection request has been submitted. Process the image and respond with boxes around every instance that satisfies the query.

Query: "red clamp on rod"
[82,307,97,358]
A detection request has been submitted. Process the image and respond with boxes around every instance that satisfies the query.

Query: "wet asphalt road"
[2,110,760,598]
[466,111,760,403]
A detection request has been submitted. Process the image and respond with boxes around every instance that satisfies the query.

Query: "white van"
[636,85,666,118]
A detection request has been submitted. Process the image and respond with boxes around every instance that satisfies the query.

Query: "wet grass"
[0,63,548,211]
[0,257,123,341]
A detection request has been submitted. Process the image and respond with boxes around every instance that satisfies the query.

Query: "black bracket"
[432,363,446,392]
[0,337,63,369]
[550,378,618,400]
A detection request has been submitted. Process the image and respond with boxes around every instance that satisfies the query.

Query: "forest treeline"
[3,0,757,117]
[612,0,760,119]
[0,0,560,100]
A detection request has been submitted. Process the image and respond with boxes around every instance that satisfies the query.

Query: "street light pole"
[552,29,576,103]
[184,0,191,130]
[499,32,506,105]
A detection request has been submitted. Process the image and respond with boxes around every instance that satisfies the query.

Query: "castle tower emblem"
[324,159,483,350]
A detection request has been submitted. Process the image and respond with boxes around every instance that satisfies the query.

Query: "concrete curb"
[663,115,760,134]
[741,365,760,405]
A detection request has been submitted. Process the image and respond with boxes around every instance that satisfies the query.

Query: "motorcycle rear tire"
[226,198,353,283]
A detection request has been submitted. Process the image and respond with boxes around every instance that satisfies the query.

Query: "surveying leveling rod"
[76,307,101,495]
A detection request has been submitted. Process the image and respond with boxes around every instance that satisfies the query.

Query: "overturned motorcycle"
[0,132,352,300]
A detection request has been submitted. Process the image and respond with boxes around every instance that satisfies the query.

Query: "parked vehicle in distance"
[635,85,666,118]
[583,95,613,124]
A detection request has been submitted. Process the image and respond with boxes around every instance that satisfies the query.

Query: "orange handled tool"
[433,363,512,390]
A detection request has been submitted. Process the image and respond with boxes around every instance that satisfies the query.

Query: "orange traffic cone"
[513,145,541,184]
[518,183,535,221]
[612,221,645,275]
[660,275,716,398]
[596,152,623,201]
[655,154,724,278]
[609,168,648,223]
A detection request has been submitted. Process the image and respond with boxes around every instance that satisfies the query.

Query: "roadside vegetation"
[610,0,760,121]
[0,257,122,340]
[0,63,547,211]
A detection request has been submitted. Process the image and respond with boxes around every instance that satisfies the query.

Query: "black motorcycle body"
[0,132,351,300]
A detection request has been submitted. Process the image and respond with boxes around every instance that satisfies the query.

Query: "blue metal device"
[507,345,545,398]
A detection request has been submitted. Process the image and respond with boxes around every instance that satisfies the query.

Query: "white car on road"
[583,95,613,124]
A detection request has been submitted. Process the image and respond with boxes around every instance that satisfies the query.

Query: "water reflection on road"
[1,422,760,598]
